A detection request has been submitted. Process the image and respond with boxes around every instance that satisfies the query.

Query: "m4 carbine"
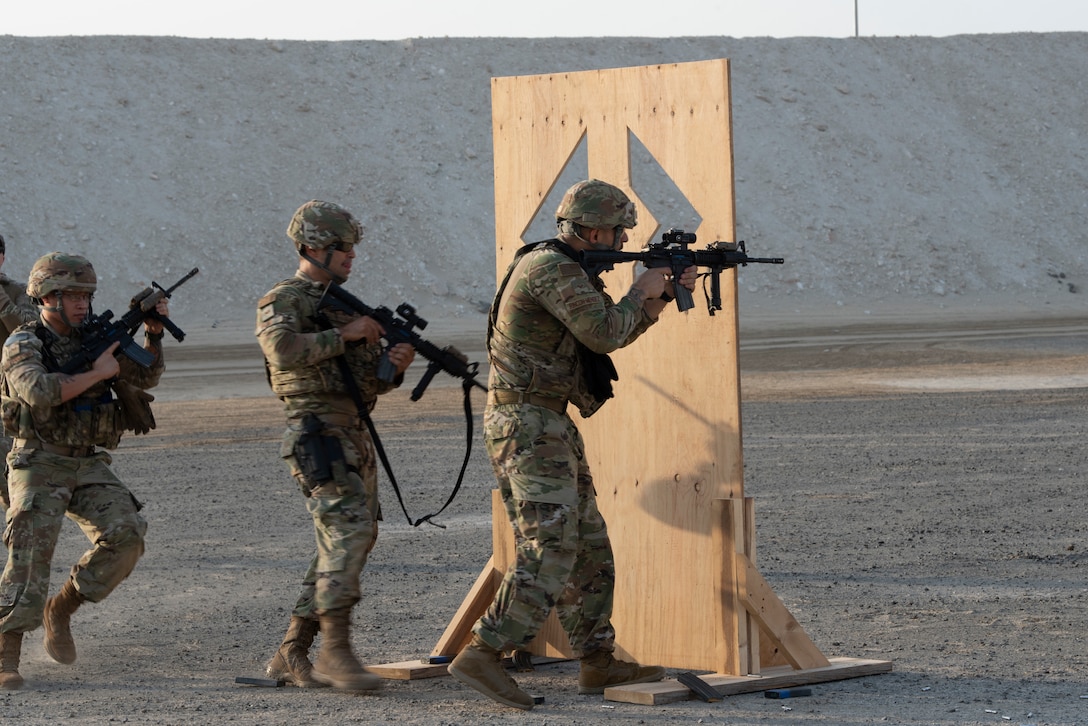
[316,283,487,528]
[581,229,784,314]
[317,281,487,401]
[61,267,199,374]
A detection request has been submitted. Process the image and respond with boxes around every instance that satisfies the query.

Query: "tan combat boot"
[447,635,534,710]
[311,608,381,691]
[0,631,24,690]
[265,616,327,688]
[578,650,666,694]
[43,579,84,665]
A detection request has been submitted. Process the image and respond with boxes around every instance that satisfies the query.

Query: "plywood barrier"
[381,59,891,696]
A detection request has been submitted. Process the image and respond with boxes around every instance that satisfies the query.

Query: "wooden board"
[491,58,743,673]
[366,660,453,681]
[604,658,895,705]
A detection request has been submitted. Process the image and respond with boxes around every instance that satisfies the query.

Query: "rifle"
[316,282,487,529]
[581,229,784,314]
[60,267,200,375]
[317,281,487,402]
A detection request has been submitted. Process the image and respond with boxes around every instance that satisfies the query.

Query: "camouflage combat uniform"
[0,274,37,337]
[474,240,656,656]
[0,318,162,634]
[0,273,38,508]
[256,270,398,617]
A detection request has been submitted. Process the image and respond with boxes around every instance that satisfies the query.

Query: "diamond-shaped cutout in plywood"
[491,61,735,274]
[520,129,709,249]
[629,128,703,242]
[522,135,589,244]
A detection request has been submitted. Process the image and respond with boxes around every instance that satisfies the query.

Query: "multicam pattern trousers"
[475,403,617,656]
[0,448,146,633]
[280,420,379,617]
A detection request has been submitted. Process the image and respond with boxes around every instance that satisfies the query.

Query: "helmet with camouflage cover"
[287,200,363,252]
[555,179,638,230]
[26,252,97,300]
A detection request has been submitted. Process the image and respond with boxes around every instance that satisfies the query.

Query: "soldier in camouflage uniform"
[0,233,41,510]
[0,234,38,345]
[448,179,698,709]
[256,200,415,692]
[0,252,168,690]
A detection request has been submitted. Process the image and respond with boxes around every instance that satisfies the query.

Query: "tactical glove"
[113,380,156,435]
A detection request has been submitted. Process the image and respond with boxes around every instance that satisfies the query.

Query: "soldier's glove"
[113,380,157,435]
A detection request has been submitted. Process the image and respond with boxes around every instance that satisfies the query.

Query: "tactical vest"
[259,278,378,405]
[488,240,618,417]
[0,323,124,448]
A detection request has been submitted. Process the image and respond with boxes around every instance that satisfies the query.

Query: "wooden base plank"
[603,657,893,705]
[370,655,571,681]
[367,660,452,681]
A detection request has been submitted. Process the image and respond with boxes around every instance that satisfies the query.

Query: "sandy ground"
[0,314,1085,725]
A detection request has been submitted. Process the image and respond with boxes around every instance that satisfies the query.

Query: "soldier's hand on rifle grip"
[340,315,385,345]
[632,266,669,300]
[385,342,416,376]
[664,264,699,312]
[376,342,415,383]
[673,265,698,296]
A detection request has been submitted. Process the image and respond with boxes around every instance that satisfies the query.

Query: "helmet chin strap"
[300,247,347,285]
[42,293,89,329]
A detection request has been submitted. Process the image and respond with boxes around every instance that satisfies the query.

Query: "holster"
[293,413,347,497]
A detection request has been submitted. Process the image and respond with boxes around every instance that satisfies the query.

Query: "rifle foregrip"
[410,362,442,402]
[147,312,187,342]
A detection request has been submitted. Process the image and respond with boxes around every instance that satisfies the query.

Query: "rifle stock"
[317,282,487,401]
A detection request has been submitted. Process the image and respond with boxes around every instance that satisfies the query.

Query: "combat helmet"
[26,252,97,301]
[287,200,363,252]
[555,179,638,230]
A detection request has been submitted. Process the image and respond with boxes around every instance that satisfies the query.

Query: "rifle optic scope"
[662,228,697,246]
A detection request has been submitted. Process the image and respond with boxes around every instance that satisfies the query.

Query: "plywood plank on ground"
[367,660,452,681]
[604,657,894,705]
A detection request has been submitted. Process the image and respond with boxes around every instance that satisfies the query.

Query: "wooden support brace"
[431,554,500,657]
[735,552,830,670]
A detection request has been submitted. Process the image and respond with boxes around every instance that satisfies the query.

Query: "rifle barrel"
[163,267,200,295]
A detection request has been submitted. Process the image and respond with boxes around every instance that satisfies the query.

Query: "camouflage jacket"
[0,317,164,448]
[256,271,397,422]
[488,240,655,417]
[0,273,37,341]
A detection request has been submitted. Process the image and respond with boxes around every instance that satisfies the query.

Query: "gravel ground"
[1,317,1085,725]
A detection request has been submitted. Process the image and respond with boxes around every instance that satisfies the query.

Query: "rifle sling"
[331,351,473,529]
[34,325,64,373]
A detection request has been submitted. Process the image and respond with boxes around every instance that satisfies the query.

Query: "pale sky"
[5,0,1088,39]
